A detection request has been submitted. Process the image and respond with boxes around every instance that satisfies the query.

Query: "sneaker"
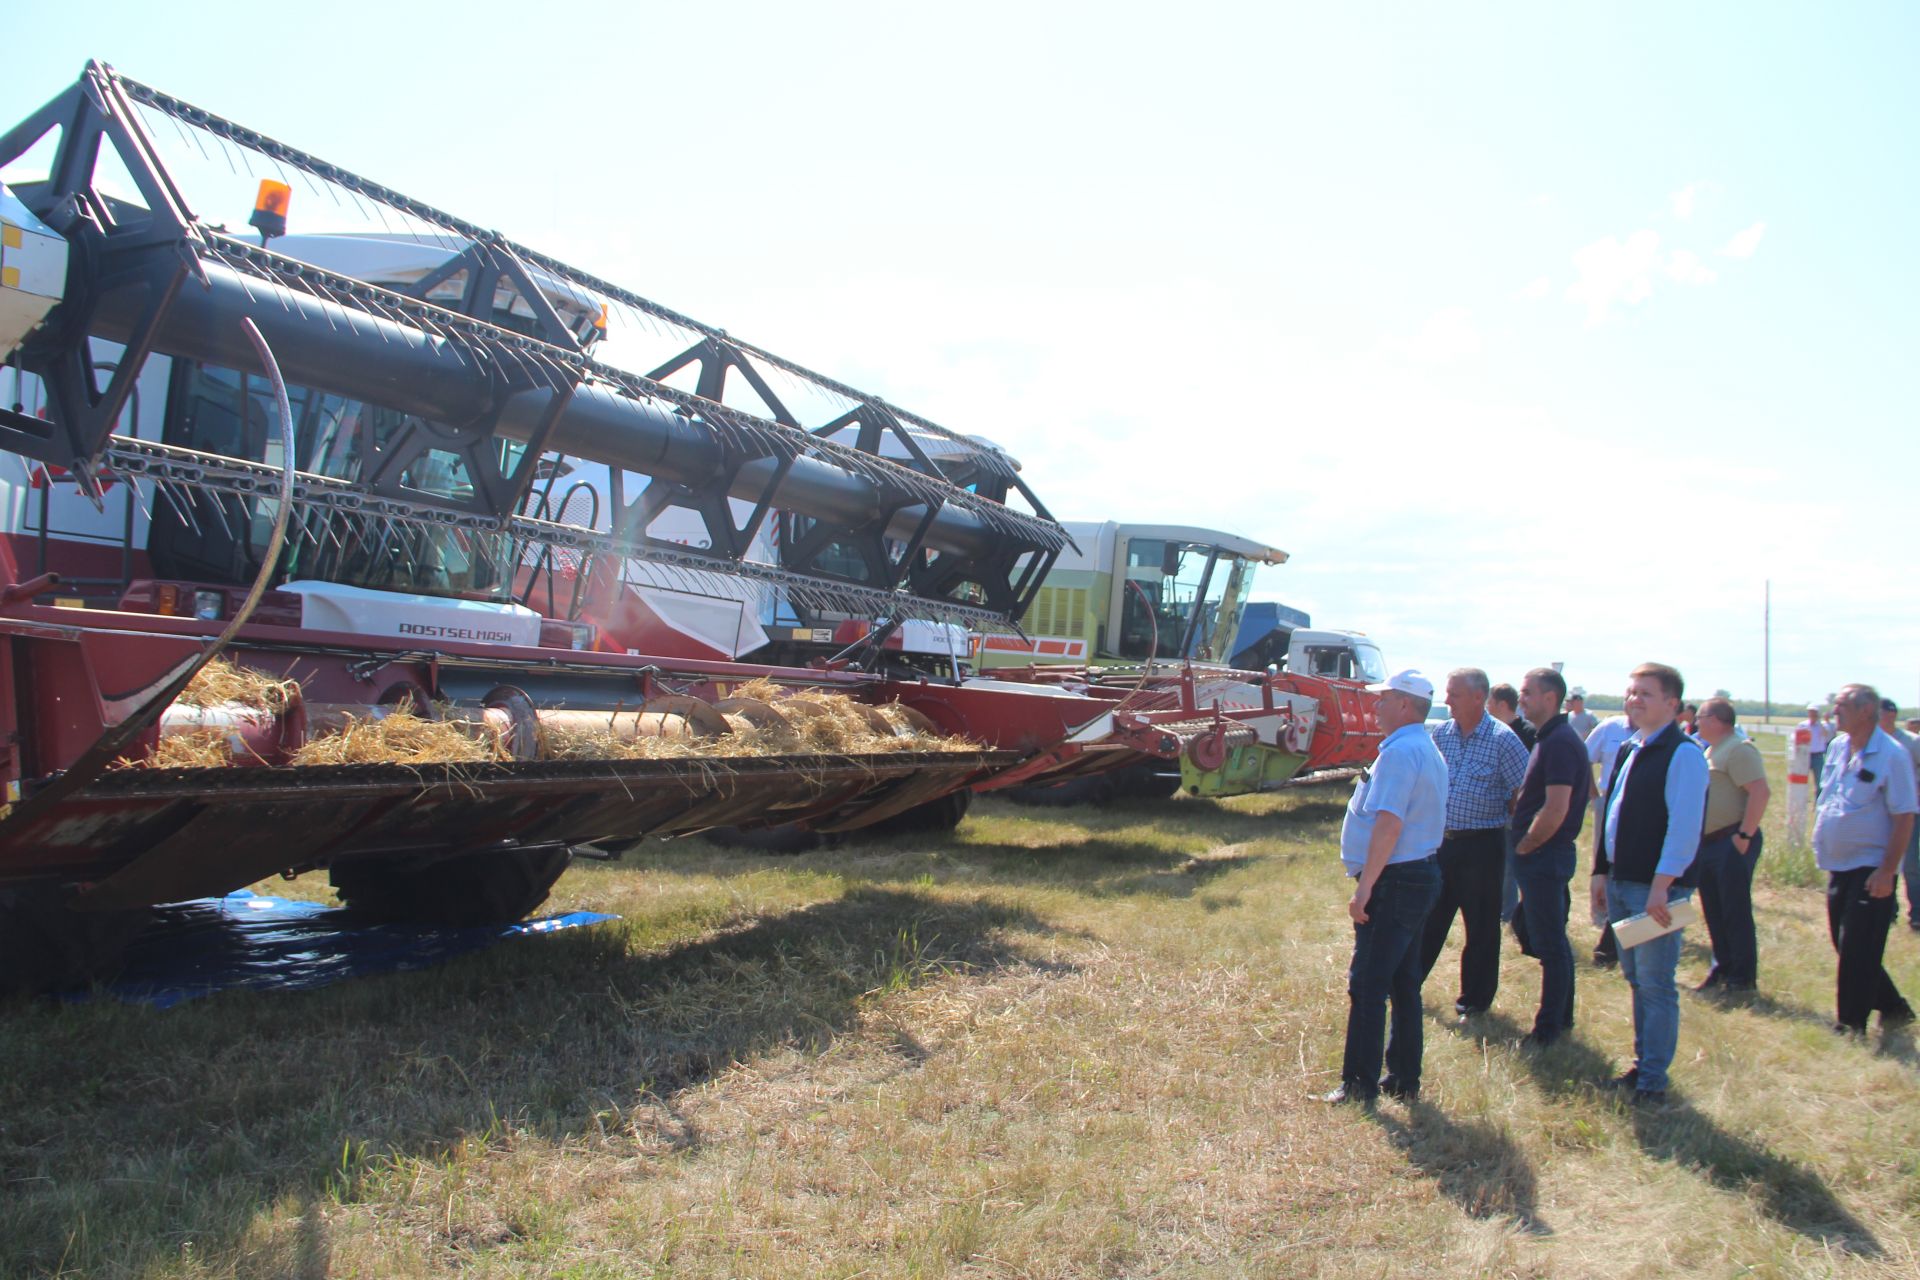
[1315,1084,1376,1106]
[1377,1075,1419,1101]
[1606,1068,1640,1090]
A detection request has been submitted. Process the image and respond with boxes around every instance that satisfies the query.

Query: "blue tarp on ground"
[82,891,619,1009]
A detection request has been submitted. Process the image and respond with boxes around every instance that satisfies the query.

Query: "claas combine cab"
[0,62,1125,993]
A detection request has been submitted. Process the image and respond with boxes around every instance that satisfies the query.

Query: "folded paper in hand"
[1614,898,1699,949]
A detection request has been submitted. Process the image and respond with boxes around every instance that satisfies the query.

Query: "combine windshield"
[1117,539,1253,662]
[150,361,515,602]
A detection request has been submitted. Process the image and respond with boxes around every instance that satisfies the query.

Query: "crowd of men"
[1323,664,1920,1108]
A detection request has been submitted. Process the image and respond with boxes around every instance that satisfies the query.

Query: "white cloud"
[1670,181,1713,220]
[1401,307,1483,365]
[1664,249,1717,286]
[1564,229,1661,324]
[1721,221,1767,258]
[1515,276,1551,301]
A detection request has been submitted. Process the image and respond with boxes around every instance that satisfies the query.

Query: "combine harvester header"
[0,62,1106,993]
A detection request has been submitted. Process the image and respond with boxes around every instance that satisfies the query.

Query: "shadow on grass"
[1370,1103,1550,1235]
[932,838,1261,900]
[1626,1097,1882,1256]
[1492,1008,1885,1256]
[0,886,1063,1279]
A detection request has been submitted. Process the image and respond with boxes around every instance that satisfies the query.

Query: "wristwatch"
[1736,830,1755,840]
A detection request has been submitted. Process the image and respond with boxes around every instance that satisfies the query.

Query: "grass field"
[4,747,1918,1278]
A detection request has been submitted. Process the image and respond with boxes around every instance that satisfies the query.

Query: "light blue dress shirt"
[1341,722,1449,876]
[1603,721,1709,879]
[1813,727,1920,872]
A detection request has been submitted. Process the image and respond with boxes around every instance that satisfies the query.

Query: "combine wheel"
[863,786,973,836]
[329,846,571,927]
[1003,761,1177,807]
[0,888,150,998]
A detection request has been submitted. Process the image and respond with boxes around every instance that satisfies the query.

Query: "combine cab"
[0,62,1124,993]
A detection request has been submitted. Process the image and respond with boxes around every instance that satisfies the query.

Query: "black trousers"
[1827,866,1913,1030]
[1697,831,1762,986]
[1418,827,1506,1011]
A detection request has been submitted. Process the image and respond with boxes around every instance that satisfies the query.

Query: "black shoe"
[1629,1088,1668,1107]
[1592,951,1618,969]
[1520,1030,1562,1049]
[1606,1068,1640,1090]
[1455,1004,1489,1023]
[1883,1008,1916,1030]
[1316,1084,1376,1106]
[1908,918,1920,932]
[1377,1075,1418,1101]
[1832,1022,1866,1038]
[1692,973,1722,993]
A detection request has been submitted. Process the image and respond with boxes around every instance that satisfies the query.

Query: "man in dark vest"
[1589,662,1708,1104]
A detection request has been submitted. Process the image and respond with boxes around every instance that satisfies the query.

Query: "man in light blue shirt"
[1813,684,1917,1033]
[1322,670,1448,1105]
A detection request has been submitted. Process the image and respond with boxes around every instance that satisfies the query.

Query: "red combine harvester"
[0,64,1353,992]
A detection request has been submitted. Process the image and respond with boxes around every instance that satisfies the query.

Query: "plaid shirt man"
[1430,715,1530,829]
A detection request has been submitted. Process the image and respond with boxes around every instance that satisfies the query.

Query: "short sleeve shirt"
[1813,728,1920,871]
[1511,714,1591,848]
[1340,723,1449,876]
[1586,716,1634,793]
[1703,736,1767,833]
[1805,720,1832,754]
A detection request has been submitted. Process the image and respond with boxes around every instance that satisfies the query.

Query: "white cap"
[1569,686,1587,698]
[1808,702,1823,711]
[1367,668,1434,700]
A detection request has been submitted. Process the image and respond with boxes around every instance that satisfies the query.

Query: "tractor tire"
[1002,762,1178,808]
[859,786,972,837]
[702,823,826,855]
[0,887,150,999]
[1002,771,1119,808]
[1120,763,1182,801]
[329,847,571,928]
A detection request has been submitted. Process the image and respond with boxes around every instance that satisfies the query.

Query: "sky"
[7,2,1918,707]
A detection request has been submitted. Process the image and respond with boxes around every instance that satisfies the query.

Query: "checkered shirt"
[1429,714,1531,830]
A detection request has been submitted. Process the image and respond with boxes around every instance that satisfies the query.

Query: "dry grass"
[289,707,501,766]
[141,727,237,769]
[177,658,301,716]
[4,767,1916,1279]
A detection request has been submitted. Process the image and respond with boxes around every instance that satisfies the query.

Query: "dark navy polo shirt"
[1511,713,1592,849]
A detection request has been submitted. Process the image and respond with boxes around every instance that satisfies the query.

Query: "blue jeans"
[1514,842,1577,1038]
[1608,878,1693,1093]
[1695,832,1761,986]
[1342,857,1442,1095]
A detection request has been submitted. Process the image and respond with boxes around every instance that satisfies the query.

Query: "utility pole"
[1764,579,1772,725]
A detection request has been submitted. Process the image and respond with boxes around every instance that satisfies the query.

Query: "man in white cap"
[1566,688,1598,741]
[1321,669,1448,1105]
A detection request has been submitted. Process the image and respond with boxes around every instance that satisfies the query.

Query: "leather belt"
[1703,822,1742,842]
